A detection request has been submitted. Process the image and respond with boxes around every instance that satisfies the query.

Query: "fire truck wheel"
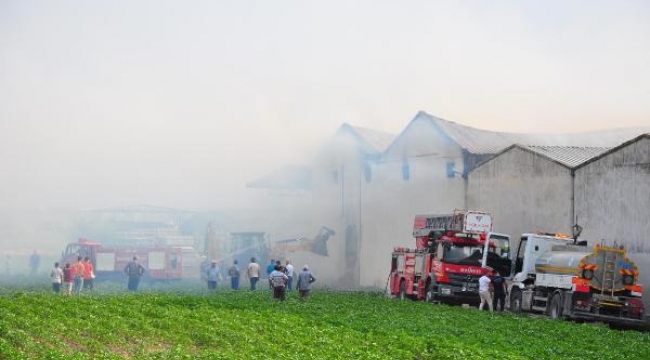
[509,289,522,314]
[548,292,563,319]
[398,280,406,301]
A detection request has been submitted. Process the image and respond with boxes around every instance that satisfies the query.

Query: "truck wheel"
[510,289,522,313]
[548,293,563,319]
[398,280,406,301]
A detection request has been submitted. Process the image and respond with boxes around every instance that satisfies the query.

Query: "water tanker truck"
[509,233,644,326]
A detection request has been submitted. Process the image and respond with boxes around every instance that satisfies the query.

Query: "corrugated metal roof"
[519,145,610,168]
[575,133,650,170]
[421,111,650,154]
[348,125,397,154]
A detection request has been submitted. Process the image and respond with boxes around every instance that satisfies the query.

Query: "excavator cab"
[228,232,269,266]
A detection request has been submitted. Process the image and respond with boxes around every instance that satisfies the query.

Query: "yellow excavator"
[204,224,335,270]
[270,226,336,260]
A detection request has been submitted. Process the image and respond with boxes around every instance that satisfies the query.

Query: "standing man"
[478,269,493,312]
[205,260,220,291]
[29,250,40,276]
[269,264,288,301]
[296,265,316,301]
[63,263,73,295]
[247,257,260,291]
[82,257,94,291]
[124,256,146,292]
[228,260,240,290]
[50,262,64,293]
[491,271,507,312]
[266,259,275,289]
[71,256,85,295]
[284,259,294,292]
[266,259,275,277]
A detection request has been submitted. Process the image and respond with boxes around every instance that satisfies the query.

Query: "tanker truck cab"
[510,234,575,285]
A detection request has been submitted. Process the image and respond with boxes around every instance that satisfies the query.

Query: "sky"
[1,0,649,212]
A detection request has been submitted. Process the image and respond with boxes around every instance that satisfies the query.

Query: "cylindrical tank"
[535,249,591,275]
[535,245,639,292]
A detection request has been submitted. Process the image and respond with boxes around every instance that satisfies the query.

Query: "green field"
[0,285,649,360]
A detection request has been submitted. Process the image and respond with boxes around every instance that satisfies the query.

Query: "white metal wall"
[467,147,574,244]
[574,137,650,306]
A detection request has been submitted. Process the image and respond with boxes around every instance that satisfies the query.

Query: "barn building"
[249,111,650,291]
[466,145,608,244]
[574,134,650,306]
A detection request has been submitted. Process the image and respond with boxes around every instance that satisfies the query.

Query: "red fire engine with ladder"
[389,210,511,304]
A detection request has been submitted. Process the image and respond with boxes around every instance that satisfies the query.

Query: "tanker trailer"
[508,233,644,327]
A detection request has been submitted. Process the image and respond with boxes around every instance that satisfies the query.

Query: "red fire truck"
[60,238,184,281]
[389,210,511,304]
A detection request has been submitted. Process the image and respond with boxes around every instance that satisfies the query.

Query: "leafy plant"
[0,289,647,359]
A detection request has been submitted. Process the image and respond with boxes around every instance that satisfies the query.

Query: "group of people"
[202,257,316,301]
[477,268,507,312]
[50,254,316,298]
[265,258,317,301]
[49,255,146,294]
[49,256,95,295]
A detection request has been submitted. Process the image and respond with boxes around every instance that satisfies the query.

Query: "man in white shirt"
[247,257,260,291]
[50,262,64,293]
[284,260,294,292]
[478,269,493,312]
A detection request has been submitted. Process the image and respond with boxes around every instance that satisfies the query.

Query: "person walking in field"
[296,265,316,301]
[491,271,507,312]
[266,259,275,277]
[71,256,85,295]
[124,256,146,292]
[228,260,240,290]
[266,259,276,290]
[62,263,73,295]
[247,257,260,291]
[29,250,40,276]
[50,262,64,293]
[269,264,288,301]
[478,269,493,312]
[82,257,94,291]
[284,259,294,292]
[204,260,220,291]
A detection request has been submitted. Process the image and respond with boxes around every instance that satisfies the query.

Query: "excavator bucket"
[310,226,335,256]
[310,237,328,256]
[273,226,335,257]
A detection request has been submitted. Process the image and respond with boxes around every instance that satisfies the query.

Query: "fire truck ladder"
[601,251,617,297]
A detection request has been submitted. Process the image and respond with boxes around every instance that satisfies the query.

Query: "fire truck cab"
[389,210,511,304]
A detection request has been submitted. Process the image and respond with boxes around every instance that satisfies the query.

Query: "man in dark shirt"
[124,256,146,291]
[491,271,507,312]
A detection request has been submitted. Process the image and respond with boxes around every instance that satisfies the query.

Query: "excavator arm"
[272,226,335,258]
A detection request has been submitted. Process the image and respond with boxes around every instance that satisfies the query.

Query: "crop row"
[0,289,648,359]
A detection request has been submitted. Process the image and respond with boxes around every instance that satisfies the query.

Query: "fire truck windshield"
[65,244,92,258]
[443,243,484,264]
